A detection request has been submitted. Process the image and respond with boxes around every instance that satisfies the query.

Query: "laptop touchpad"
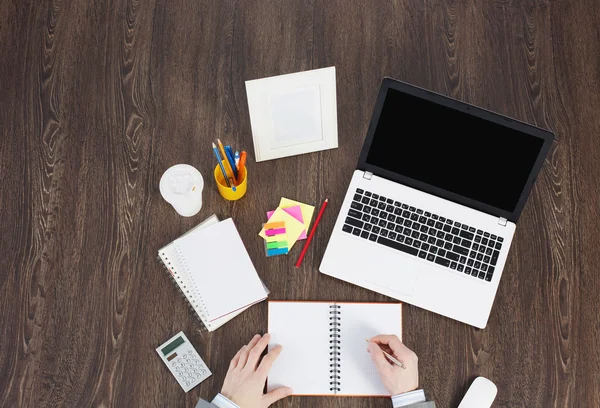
[366,262,419,297]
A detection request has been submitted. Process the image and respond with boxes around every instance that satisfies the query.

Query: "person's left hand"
[220,333,293,408]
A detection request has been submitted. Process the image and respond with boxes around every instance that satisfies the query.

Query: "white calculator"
[156,331,212,392]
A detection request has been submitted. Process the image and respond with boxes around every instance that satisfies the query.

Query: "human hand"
[221,333,293,408]
[367,334,419,395]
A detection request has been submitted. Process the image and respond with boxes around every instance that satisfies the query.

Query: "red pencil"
[295,198,329,268]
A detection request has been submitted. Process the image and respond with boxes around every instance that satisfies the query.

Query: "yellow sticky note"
[259,208,305,250]
[265,235,281,243]
[280,198,315,234]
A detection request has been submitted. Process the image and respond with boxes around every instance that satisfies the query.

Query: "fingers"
[243,333,271,370]
[237,334,262,369]
[258,344,282,374]
[262,386,293,406]
[228,348,242,372]
[369,334,414,360]
[369,334,403,351]
[367,342,393,374]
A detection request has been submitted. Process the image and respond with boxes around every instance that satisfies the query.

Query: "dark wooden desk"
[2,1,599,407]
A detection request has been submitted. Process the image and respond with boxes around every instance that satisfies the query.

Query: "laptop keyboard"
[343,188,504,282]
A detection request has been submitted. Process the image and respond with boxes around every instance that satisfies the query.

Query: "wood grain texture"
[1,0,599,407]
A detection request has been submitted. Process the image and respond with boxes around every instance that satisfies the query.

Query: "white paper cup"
[159,164,204,217]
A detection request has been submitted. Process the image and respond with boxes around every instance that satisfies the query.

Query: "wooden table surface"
[2,1,600,407]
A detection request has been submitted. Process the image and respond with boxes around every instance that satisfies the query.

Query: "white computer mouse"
[457,376,497,408]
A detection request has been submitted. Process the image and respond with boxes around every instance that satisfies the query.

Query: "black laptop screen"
[366,88,545,213]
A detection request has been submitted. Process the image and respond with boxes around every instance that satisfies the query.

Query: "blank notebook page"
[338,302,402,396]
[267,302,332,395]
[175,218,267,322]
[267,301,402,396]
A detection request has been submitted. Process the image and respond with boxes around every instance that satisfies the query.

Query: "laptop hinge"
[498,217,508,226]
[363,171,373,180]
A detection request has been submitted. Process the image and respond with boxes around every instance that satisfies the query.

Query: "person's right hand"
[367,334,419,395]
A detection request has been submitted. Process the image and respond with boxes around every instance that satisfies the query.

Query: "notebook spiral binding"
[329,304,341,392]
[157,252,209,332]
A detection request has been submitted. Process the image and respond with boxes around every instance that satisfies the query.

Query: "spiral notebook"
[267,301,402,396]
[158,216,269,331]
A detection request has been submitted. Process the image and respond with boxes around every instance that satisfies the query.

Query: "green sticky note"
[267,241,288,249]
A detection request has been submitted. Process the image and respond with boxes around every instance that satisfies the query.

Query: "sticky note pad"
[267,205,306,239]
[261,221,289,257]
[280,198,315,238]
[259,207,305,250]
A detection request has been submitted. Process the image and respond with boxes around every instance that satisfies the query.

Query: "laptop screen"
[366,87,545,213]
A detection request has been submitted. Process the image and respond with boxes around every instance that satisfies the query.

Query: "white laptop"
[320,78,554,328]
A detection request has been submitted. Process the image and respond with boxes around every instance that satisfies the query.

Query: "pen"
[212,142,231,188]
[217,139,237,187]
[365,339,406,369]
[234,151,240,169]
[225,145,238,180]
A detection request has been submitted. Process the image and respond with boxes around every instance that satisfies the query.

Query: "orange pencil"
[237,151,247,184]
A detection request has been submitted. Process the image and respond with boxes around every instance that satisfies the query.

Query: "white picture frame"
[245,66,338,162]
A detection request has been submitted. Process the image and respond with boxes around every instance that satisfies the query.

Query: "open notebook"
[158,216,269,331]
[267,301,402,396]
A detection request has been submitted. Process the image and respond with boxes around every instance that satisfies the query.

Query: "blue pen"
[212,142,232,188]
[234,151,240,169]
[225,146,238,180]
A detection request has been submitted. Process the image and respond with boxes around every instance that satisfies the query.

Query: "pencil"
[295,198,328,268]
[217,138,236,187]
[212,143,231,188]
[365,339,407,369]
[225,145,238,180]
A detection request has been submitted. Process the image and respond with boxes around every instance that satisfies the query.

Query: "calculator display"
[162,336,185,356]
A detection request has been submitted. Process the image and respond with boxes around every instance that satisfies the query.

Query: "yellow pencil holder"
[214,162,247,200]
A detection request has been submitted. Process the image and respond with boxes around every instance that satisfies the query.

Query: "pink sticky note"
[265,228,286,237]
[267,205,307,239]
